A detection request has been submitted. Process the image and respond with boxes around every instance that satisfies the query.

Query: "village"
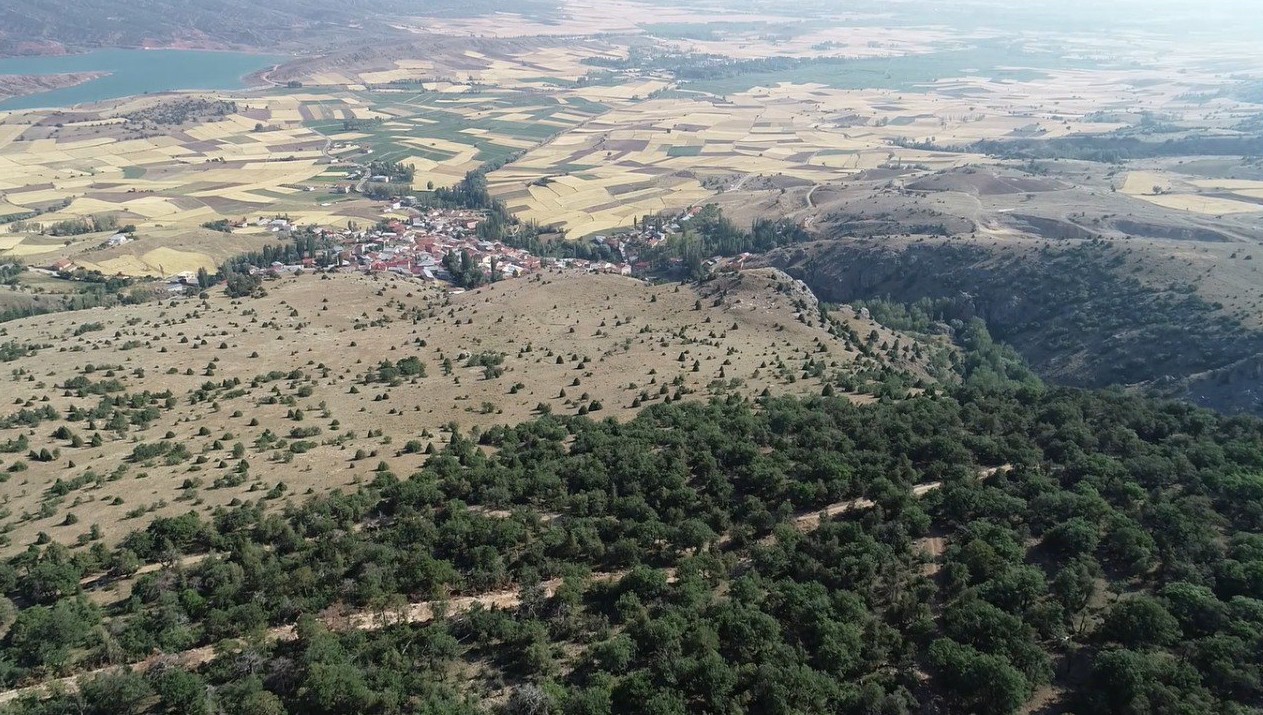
[233,199,718,288]
[35,198,741,295]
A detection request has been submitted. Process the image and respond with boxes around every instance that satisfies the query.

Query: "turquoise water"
[0,49,284,111]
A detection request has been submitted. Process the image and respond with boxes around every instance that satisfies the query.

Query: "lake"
[0,49,285,111]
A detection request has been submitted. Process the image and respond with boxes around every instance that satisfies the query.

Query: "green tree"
[1098,596,1181,648]
[79,669,152,715]
[153,668,210,715]
[928,638,1030,715]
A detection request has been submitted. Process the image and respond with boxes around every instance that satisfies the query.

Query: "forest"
[784,239,1263,403]
[649,205,811,279]
[0,337,1261,714]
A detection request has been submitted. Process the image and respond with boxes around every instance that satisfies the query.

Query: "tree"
[1084,647,1216,714]
[942,598,1051,684]
[224,270,263,299]
[1101,514,1156,575]
[928,638,1030,715]
[1159,582,1226,638]
[229,690,288,715]
[6,597,100,669]
[23,553,82,604]
[153,668,210,715]
[1043,517,1100,558]
[1051,557,1099,618]
[79,669,152,715]
[1098,596,1181,648]
[110,548,141,577]
[303,662,375,714]
[506,684,552,715]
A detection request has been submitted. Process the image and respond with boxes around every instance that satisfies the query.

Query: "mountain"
[0,0,558,55]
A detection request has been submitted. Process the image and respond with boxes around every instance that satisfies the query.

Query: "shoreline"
[0,71,111,105]
[0,48,290,112]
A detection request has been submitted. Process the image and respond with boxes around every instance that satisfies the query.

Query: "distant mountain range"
[0,0,558,55]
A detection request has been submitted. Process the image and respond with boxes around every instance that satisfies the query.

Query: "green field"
[687,43,1079,96]
[304,89,608,170]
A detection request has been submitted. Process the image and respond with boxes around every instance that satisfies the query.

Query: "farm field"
[485,59,1236,237]
[315,45,628,91]
[4,5,1256,252]
[0,92,374,273]
[1120,169,1263,216]
[303,86,609,189]
[0,82,608,274]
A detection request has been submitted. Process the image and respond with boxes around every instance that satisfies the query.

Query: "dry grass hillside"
[0,267,934,558]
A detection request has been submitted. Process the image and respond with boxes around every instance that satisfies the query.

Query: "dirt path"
[788,464,1009,535]
[730,173,754,193]
[256,64,283,88]
[916,536,948,576]
[0,569,668,704]
[0,584,541,704]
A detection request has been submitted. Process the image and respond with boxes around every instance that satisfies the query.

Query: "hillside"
[0,267,931,556]
[0,0,558,55]
[1,378,1262,714]
[759,236,1263,415]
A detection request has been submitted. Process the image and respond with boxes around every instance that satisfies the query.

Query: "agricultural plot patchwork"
[485,86,995,237]
[0,83,608,273]
[0,93,391,271]
[290,40,632,96]
[2,17,1261,267]
[486,60,1259,237]
[303,87,608,189]
[1121,169,1263,216]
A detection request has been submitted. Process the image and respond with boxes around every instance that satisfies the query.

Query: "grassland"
[0,267,933,557]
